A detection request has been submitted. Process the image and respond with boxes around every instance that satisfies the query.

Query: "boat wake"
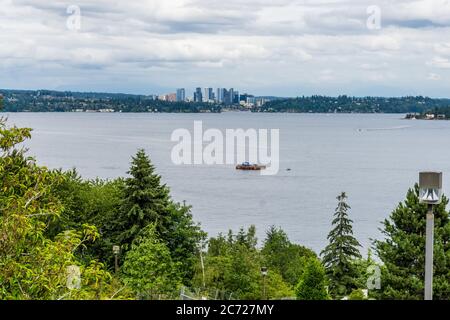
[357,125,411,132]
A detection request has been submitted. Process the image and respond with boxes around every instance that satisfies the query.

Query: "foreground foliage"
[295,258,330,300]
[123,224,182,299]
[193,226,298,300]
[1,94,450,300]
[374,185,450,300]
[0,118,121,299]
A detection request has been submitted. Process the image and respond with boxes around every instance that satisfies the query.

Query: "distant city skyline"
[2,1,450,98]
[161,87,268,107]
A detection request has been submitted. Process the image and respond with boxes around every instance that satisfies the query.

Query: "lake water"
[4,112,450,253]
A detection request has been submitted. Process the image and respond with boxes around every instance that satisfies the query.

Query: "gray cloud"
[1,0,450,96]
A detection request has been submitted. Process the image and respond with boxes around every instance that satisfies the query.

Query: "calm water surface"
[4,112,450,253]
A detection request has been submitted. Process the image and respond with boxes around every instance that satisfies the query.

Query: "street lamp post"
[260,267,268,300]
[419,172,443,301]
[113,245,121,274]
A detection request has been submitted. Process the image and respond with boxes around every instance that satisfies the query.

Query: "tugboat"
[236,162,266,171]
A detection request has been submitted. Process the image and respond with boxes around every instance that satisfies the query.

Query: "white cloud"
[0,0,450,96]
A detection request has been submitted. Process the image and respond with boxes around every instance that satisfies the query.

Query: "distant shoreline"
[1,110,410,116]
[2,89,450,114]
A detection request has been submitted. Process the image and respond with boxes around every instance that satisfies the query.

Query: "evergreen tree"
[112,149,171,252]
[353,249,379,294]
[165,202,206,284]
[236,225,258,249]
[295,258,330,300]
[321,192,362,298]
[106,149,205,284]
[374,185,450,300]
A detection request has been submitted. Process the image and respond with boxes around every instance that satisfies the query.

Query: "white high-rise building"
[203,88,214,102]
[216,88,225,103]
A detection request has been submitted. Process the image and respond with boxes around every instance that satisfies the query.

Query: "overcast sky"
[1,0,450,97]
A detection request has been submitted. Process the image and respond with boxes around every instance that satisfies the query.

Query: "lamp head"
[419,172,443,205]
[112,245,120,255]
[260,267,268,276]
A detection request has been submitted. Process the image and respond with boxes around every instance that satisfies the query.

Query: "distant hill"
[254,95,450,114]
[0,89,221,113]
[1,89,450,114]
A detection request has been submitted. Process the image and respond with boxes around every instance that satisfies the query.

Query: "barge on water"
[236,162,266,171]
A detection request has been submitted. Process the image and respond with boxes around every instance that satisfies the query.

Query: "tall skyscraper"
[194,87,203,103]
[216,88,236,105]
[203,88,214,102]
[176,88,185,102]
[215,88,240,105]
[216,88,225,103]
[221,88,233,105]
[228,88,234,105]
[233,90,240,104]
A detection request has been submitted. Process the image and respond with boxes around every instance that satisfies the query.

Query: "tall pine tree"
[321,192,362,298]
[112,149,171,251]
[374,185,450,300]
[106,149,205,284]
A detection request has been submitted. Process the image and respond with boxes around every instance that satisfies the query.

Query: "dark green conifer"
[374,185,450,300]
[321,192,362,298]
[116,149,171,250]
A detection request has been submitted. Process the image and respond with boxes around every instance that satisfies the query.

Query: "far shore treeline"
[1,95,450,300]
[1,89,450,114]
